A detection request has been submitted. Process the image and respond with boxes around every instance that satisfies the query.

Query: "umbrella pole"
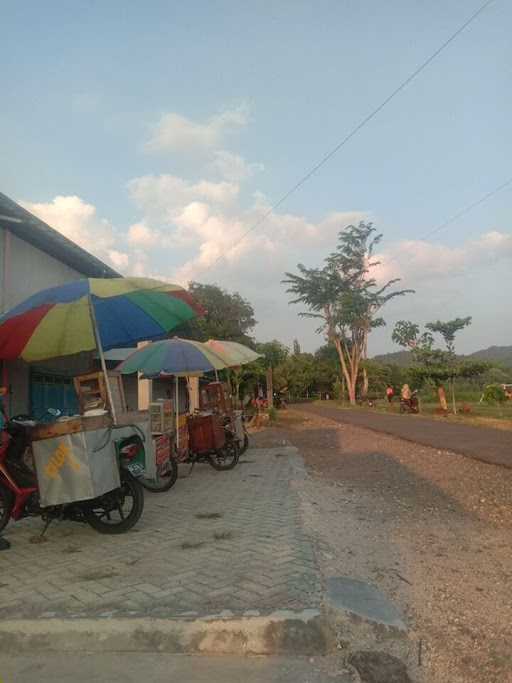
[175,377,179,454]
[89,298,117,424]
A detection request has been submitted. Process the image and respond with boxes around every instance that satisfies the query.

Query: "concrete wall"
[0,228,82,312]
[1,227,87,415]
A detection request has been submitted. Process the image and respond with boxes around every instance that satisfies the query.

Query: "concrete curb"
[0,609,335,656]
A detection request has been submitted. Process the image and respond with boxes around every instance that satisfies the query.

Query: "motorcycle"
[0,412,145,536]
[273,393,287,410]
[400,391,419,414]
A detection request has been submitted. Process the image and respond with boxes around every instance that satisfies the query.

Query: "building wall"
[1,227,87,415]
[0,227,82,312]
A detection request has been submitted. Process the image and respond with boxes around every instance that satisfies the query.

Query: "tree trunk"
[362,368,369,398]
[361,333,369,398]
[333,335,361,406]
[450,378,457,415]
[437,385,448,412]
[266,368,273,408]
[348,376,357,404]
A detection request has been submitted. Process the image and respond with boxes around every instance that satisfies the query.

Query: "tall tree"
[293,339,301,356]
[176,282,256,343]
[283,222,413,404]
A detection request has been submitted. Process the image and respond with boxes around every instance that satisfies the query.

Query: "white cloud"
[374,230,512,284]
[210,150,264,182]
[145,104,250,154]
[127,171,365,287]
[19,195,129,272]
[127,221,160,248]
[107,250,130,269]
[128,174,239,225]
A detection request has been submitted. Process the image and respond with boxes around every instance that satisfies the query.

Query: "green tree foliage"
[256,340,289,369]
[231,340,289,404]
[176,282,256,343]
[392,316,486,412]
[283,222,413,404]
[482,384,507,404]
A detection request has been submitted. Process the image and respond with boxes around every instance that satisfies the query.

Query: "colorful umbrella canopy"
[0,278,203,362]
[117,338,227,378]
[204,339,261,367]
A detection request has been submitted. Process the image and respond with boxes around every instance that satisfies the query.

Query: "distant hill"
[372,345,512,368]
[465,346,512,368]
[372,350,412,367]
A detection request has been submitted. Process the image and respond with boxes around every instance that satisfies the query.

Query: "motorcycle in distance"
[400,390,419,414]
[0,410,145,535]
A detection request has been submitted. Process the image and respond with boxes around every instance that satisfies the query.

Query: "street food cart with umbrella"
[203,340,262,451]
[117,337,242,470]
[0,277,203,533]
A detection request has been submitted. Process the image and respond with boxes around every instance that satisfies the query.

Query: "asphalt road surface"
[296,403,511,468]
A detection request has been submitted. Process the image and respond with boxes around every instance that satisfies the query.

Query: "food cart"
[199,381,247,451]
[29,370,157,508]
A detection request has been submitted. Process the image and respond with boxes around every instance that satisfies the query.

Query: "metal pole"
[89,297,117,424]
[175,376,179,453]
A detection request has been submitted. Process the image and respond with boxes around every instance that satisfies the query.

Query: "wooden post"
[89,297,117,424]
[188,376,200,411]
[137,341,152,410]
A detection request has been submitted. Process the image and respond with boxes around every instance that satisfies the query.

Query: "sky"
[1,0,511,355]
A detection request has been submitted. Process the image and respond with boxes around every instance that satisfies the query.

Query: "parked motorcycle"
[0,413,144,535]
[400,391,419,414]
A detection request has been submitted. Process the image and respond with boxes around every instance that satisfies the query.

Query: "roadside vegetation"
[171,238,512,430]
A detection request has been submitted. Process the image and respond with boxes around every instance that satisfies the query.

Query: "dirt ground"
[251,409,512,683]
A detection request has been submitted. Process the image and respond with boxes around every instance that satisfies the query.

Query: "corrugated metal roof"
[0,191,120,278]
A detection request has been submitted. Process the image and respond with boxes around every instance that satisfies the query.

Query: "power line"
[204,0,495,274]
[384,175,512,269]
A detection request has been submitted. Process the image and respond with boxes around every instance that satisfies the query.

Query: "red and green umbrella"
[0,277,203,362]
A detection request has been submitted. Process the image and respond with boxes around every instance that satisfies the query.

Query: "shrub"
[268,406,278,422]
[482,384,507,405]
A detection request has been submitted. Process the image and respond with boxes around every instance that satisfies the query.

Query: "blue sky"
[2,1,510,354]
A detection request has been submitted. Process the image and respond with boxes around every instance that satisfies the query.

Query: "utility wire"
[384,175,512,269]
[204,0,495,274]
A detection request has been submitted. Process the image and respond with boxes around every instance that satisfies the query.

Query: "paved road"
[0,447,320,619]
[2,653,351,683]
[296,403,511,468]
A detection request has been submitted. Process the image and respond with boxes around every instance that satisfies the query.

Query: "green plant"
[268,406,278,422]
[482,384,507,405]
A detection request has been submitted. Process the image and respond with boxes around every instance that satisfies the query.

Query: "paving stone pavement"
[0,447,322,619]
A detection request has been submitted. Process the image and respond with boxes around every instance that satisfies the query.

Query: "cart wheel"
[240,433,249,455]
[140,458,178,493]
[209,441,239,471]
[84,471,144,534]
[0,484,13,533]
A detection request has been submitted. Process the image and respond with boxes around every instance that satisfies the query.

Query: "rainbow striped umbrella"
[117,338,227,378]
[0,277,203,362]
